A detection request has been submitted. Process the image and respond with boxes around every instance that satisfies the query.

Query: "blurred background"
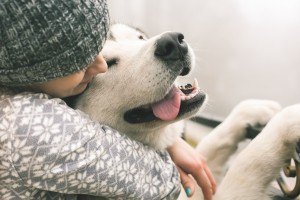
[107,0,300,118]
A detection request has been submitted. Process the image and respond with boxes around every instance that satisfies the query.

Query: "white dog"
[73,24,300,200]
[74,23,207,150]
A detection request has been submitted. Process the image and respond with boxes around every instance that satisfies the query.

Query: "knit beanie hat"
[0,0,109,86]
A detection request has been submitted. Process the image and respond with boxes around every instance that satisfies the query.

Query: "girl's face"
[29,54,108,98]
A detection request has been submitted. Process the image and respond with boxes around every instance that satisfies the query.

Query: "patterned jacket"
[0,88,181,200]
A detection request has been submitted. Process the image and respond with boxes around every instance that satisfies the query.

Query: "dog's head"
[75,24,207,148]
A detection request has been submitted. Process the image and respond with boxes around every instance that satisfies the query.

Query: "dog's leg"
[196,100,281,185]
[215,104,300,200]
[178,100,281,200]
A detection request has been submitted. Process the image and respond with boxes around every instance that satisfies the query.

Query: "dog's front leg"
[178,100,281,200]
[215,104,300,200]
[196,100,281,185]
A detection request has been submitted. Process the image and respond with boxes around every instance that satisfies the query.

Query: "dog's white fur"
[75,24,202,150]
[74,24,300,200]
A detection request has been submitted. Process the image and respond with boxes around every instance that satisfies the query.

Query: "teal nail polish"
[185,187,191,197]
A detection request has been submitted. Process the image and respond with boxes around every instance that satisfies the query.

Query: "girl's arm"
[5,93,181,199]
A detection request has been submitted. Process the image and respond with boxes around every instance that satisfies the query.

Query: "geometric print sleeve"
[0,92,181,200]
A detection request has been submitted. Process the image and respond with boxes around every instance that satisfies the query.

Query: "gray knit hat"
[0,0,109,86]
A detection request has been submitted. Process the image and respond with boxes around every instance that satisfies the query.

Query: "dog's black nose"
[155,32,188,61]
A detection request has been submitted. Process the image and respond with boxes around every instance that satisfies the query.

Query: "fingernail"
[185,187,191,197]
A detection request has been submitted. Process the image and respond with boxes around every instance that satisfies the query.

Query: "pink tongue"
[152,86,181,120]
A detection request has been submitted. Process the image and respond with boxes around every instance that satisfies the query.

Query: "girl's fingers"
[192,167,213,200]
[177,167,195,197]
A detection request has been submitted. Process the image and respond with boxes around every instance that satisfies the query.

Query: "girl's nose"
[86,54,108,75]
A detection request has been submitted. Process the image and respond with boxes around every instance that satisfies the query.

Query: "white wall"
[107,0,300,118]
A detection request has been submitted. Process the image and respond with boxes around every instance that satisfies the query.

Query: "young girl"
[0,0,216,199]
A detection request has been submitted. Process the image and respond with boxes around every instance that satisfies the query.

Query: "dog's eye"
[106,58,118,68]
[139,35,146,40]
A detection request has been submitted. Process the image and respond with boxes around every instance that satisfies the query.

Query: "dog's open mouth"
[124,79,206,124]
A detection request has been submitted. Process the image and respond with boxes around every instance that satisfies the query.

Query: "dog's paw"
[225,99,282,138]
[268,104,300,144]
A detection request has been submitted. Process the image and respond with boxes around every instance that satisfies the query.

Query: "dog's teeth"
[181,95,189,101]
[180,90,199,101]
[193,78,199,89]
[190,93,197,98]
[185,83,192,89]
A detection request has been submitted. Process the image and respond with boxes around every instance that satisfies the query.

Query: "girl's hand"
[167,137,216,200]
